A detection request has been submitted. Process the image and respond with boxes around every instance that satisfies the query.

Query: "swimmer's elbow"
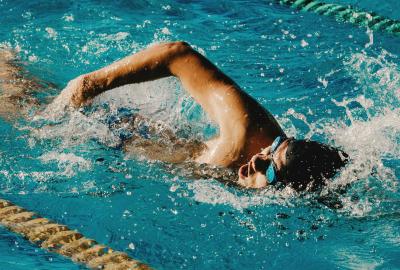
[163,41,193,59]
[166,41,191,50]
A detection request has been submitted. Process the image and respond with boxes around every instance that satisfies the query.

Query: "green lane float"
[274,0,400,37]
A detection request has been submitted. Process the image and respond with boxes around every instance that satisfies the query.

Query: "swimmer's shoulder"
[0,44,25,115]
[0,44,14,60]
[0,44,56,117]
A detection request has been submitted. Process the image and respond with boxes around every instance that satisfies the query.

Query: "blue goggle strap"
[266,136,287,185]
[270,136,287,153]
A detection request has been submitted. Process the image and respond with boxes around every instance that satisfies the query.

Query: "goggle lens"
[266,136,288,185]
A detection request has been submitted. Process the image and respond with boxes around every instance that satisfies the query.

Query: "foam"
[39,151,92,177]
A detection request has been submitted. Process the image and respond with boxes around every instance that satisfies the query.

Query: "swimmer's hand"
[47,75,93,112]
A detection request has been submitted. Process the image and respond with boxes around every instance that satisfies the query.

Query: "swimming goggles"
[266,136,288,185]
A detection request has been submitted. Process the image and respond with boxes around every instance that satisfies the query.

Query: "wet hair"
[283,139,349,191]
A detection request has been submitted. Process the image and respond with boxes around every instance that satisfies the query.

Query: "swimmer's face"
[237,140,290,189]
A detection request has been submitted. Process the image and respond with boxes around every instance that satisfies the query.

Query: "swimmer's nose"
[250,153,269,173]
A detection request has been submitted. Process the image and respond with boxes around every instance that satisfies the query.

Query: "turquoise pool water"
[1,0,400,269]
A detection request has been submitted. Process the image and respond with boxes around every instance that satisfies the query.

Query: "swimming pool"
[1,0,400,269]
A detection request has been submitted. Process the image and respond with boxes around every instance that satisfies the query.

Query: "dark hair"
[284,139,349,191]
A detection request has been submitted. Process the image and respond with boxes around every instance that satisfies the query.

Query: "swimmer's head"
[283,139,349,191]
[237,137,349,191]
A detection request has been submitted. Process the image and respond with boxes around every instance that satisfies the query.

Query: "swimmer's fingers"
[46,76,92,113]
[59,76,89,108]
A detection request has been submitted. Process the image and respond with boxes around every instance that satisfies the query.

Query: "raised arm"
[54,42,244,124]
[52,41,284,160]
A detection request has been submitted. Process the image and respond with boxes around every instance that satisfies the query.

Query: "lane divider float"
[0,198,153,270]
[274,0,400,36]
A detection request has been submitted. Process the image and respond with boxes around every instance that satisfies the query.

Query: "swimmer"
[50,41,348,191]
[0,44,56,118]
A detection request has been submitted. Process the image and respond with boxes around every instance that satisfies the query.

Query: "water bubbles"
[45,28,57,40]
[28,54,38,62]
[39,152,92,177]
[301,39,309,47]
[365,27,374,48]
[162,28,172,35]
[61,14,74,22]
[170,184,180,192]
[22,12,32,19]
[318,77,328,88]
[143,20,151,27]
[129,243,135,249]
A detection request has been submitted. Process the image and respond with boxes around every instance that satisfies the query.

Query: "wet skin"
[0,45,56,117]
[48,41,287,189]
[238,139,291,188]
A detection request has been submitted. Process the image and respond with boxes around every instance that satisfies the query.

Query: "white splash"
[62,14,74,21]
[40,151,92,177]
[301,39,308,47]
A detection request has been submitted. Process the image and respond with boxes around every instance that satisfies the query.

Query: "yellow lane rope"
[0,199,154,270]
